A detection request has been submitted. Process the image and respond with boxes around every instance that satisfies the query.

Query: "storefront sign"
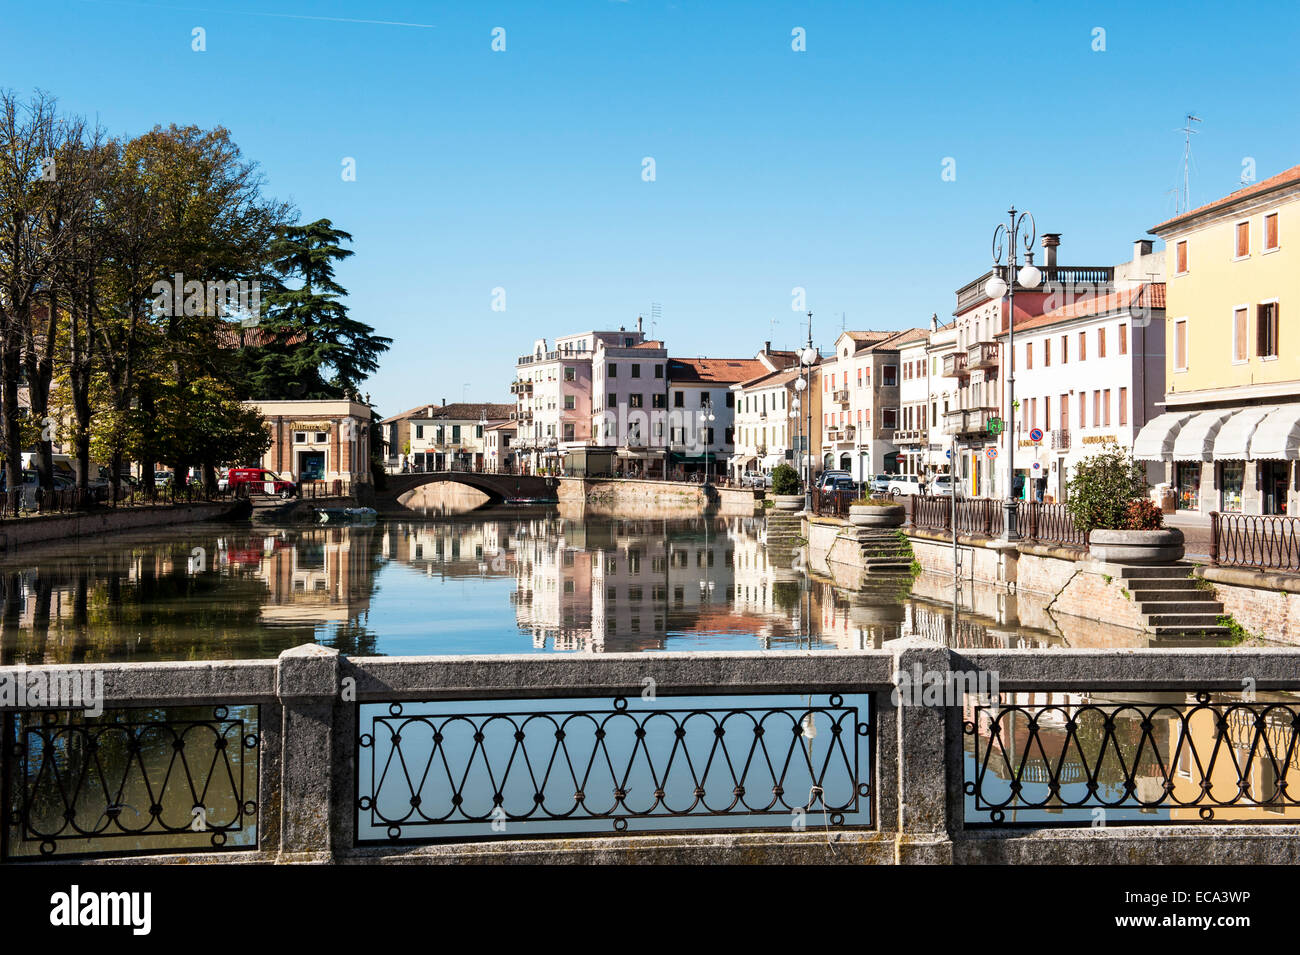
[1082,434,1117,445]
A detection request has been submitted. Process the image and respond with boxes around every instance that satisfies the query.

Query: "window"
[1078,392,1086,428]
[451,425,461,443]
[1043,339,1050,367]
[654,363,663,378]
[1235,220,1250,258]
[1078,331,1087,361]
[1174,319,1188,371]
[882,408,897,429]
[631,363,641,378]
[294,431,306,443]
[475,425,484,438]
[608,363,617,377]
[726,392,735,408]
[1264,212,1280,251]
[1025,344,1033,369]
[564,395,575,410]
[564,366,575,381]
[652,393,666,409]
[563,423,575,442]
[883,365,897,386]
[1175,240,1188,274]
[1098,328,1106,358]
[1103,389,1111,426]
[1118,387,1128,426]
[1234,307,1249,362]
[629,394,643,408]
[1258,302,1280,358]
[607,392,616,409]
[673,391,684,408]
[415,424,424,439]
[700,392,711,408]
[1093,390,1100,426]
[1061,335,1068,364]
[1059,395,1068,432]
[1118,323,1128,355]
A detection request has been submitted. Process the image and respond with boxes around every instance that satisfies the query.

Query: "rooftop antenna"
[1179,113,1201,214]
[840,312,846,333]
[650,301,661,339]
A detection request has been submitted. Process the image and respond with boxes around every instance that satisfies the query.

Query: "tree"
[1065,444,1150,532]
[771,463,801,495]
[240,219,390,400]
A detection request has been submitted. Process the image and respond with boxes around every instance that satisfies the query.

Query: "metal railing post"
[1209,511,1220,566]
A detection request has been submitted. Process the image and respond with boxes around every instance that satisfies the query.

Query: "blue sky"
[4,0,1298,414]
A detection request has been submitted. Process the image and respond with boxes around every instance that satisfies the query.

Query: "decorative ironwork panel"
[356,693,871,842]
[3,705,259,859]
[965,692,1300,826]
[1213,512,1300,573]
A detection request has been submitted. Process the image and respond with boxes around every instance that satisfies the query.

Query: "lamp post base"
[1002,499,1021,541]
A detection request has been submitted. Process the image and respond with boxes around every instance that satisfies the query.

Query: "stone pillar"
[888,637,955,863]
[275,644,341,861]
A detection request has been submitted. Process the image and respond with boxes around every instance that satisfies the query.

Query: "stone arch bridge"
[378,471,558,510]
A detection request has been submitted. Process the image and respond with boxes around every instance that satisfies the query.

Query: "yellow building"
[1136,164,1300,515]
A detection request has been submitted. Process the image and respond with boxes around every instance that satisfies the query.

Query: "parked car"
[223,467,296,498]
[930,475,954,497]
[888,474,922,496]
[817,470,851,492]
[870,474,892,495]
[741,471,772,489]
[825,476,857,495]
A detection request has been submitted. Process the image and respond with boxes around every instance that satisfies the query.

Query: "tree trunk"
[2,333,24,515]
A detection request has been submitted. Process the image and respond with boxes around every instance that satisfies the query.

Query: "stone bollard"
[276,644,341,862]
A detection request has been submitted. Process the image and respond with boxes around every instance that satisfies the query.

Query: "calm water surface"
[0,509,1197,664]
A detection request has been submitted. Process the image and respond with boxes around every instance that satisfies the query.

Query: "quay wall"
[0,501,238,554]
[557,477,760,515]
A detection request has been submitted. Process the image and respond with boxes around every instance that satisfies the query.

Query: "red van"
[222,468,296,497]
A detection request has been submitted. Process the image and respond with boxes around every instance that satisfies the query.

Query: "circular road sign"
[1029,428,1044,443]
[986,448,998,459]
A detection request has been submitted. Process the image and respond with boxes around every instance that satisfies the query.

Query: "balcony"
[510,410,533,422]
[510,380,533,395]
[954,266,1116,314]
[942,352,968,378]
[966,341,999,370]
[833,388,850,405]
[893,429,924,445]
[943,407,997,436]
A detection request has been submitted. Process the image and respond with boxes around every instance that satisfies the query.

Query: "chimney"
[929,312,938,332]
[637,315,643,333]
[441,397,446,407]
[1133,238,1154,261]
[1041,233,1061,270]
[764,340,771,353]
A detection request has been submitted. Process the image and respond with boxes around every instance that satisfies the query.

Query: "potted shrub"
[848,496,905,528]
[1067,446,1184,563]
[770,463,804,510]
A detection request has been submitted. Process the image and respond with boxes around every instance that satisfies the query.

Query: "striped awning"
[1132,411,1196,461]
[1250,403,1300,460]
[1212,406,1277,460]
[1171,410,1237,461]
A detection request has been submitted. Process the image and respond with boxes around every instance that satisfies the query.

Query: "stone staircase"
[764,510,803,557]
[1117,564,1231,637]
[835,526,916,573]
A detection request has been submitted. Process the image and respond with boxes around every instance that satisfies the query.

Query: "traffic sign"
[988,417,1005,435]
[945,449,952,460]
[895,452,906,462]
[1029,428,1044,443]
[1032,462,1041,470]
[986,448,998,459]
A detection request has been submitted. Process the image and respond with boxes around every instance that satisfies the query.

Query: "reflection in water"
[2,513,1081,664]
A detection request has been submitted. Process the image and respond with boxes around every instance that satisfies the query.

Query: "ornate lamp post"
[699,407,716,485]
[797,310,817,512]
[984,206,1043,540]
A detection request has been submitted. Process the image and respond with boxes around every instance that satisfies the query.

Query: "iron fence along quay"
[1211,511,1300,574]
[5,645,1300,864]
[910,497,1087,547]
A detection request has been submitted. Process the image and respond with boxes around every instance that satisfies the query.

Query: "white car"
[887,474,922,495]
[930,475,954,497]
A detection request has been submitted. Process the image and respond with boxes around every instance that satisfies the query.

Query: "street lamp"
[986,206,1043,540]
[698,408,716,485]
[798,318,816,511]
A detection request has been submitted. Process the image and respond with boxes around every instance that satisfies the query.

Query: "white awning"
[1213,405,1277,460]
[1250,403,1300,460]
[1171,409,1237,461]
[1132,411,1196,461]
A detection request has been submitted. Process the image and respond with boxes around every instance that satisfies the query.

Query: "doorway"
[298,450,325,483]
[1261,461,1289,515]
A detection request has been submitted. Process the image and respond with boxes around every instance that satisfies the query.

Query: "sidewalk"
[1163,510,1212,560]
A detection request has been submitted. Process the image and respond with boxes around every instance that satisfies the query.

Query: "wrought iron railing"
[355,693,871,841]
[966,693,1300,825]
[911,498,1085,547]
[3,705,259,859]
[1210,511,1300,574]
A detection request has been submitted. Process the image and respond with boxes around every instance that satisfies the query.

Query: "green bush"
[771,463,801,495]
[1065,445,1150,533]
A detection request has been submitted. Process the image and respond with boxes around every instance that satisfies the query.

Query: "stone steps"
[1139,600,1225,615]
[1117,564,1199,580]
[1123,587,1217,602]
[1142,612,1229,629]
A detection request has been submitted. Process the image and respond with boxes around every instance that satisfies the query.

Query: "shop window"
[1220,462,1244,513]
[1176,462,1201,510]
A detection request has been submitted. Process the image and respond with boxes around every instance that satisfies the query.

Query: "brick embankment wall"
[557,477,759,514]
[1197,566,1300,645]
[0,501,237,553]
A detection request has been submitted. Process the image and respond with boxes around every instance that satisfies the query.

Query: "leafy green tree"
[1065,444,1150,532]
[771,463,801,495]
[240,219,390,400]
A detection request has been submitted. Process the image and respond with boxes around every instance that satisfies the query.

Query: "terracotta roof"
[1152,163,1300,233]
[667,357,770,384]
[485,420,517,431]
[380,402,514,424]
[630,339,665,349]
[993,284,1165,336]
[738,365,804,389]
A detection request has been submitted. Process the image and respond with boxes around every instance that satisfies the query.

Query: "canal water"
[0,508,1228,665]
